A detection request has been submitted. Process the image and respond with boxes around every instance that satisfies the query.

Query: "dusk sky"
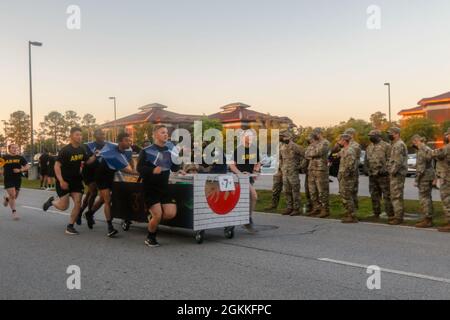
[1,0,450,128]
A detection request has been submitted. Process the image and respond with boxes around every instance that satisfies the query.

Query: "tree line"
[1,110,98,154]
[1,109,449,156]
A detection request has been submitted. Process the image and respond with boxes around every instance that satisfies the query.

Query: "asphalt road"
[254,174,440,201]
[1,188,450,300]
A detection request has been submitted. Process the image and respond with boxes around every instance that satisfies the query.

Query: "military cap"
[388,127,401,134]
[410,134,422,142]
[368,129,381,136]
[344,128,356,136]
[312,128,323,135]
[339,133,352,141]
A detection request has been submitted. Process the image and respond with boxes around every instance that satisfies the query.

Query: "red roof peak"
[398,106,424,115]
[139,103,168,111]
[418,91,450,106]
[221,102,251,110]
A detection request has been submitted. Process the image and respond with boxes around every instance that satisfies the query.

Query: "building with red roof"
[398,91,450,123]
[101,102,294,141]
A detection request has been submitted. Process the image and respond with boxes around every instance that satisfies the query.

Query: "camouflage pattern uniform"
[338,137,358,221]
[388,129,408,221]
[345,128,361,210]
[270,168,283,209]
[301,151,312,213]
[305,132,330,216]
[415,141,435,219]
[364,132,393,217]
[280,139,304,212]
[431,129,450,227]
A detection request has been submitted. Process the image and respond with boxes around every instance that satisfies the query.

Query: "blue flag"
[100,142,132,171]
[144,142,179,172]
[86,141,106,154]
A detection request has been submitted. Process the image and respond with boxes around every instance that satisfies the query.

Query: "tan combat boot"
[438,223,450,233]
[290,209,301,217]
[282,208,293,216]
[415,217,433,228]
[341,213,358,224]
[317,209,330,219]
[306,209,320,217]
[388,217,404,225]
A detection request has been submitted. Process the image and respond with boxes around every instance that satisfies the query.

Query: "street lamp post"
[29,41,43,166]
[384,82,391,123]
[109,97,117,141]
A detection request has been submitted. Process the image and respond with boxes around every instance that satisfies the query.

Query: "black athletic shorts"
[4,177,21,191]
[56,176,84,197]
[82,166,96,185]
[94,170,115,191]
[48,168,55,178]
[40,167,49,176]
[145,188,177,208]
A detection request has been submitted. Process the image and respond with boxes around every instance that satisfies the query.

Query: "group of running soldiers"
[2,124,262,247]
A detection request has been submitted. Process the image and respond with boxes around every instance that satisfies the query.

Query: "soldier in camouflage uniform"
[411,135,435,228]
[337,134,359,223]
[305,128,330,218]
[364,130,394,218]
[432,128,450,233]
[344,128,361,210]
[279,131,304,216]
[387,127,408,225]
[266,168,283,211]
[302,135,314,214]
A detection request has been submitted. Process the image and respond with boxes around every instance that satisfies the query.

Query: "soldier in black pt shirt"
[229,131,261,234]
[2,144,29,220]
[137,125,184,247]
[77,129,107,228]
[95,132,137,238]
[39,149,50,189]
[46,153,56,190]
[42,127,96,235]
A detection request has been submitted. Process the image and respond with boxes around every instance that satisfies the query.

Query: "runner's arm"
[54,161,64,184]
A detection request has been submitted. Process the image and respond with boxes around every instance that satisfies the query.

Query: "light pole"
[109,97,117,141]
[29,41,43,165]
[384,82,391,123]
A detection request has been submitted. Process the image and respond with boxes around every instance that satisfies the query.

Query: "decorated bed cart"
[111,173,250,244]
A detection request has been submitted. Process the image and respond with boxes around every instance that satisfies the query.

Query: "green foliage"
[400,117,440,144]
[200,117,223,134]
[4,110,31,151]
[440,120,450,135]
[370,111,389,131]
[133,123,153,147]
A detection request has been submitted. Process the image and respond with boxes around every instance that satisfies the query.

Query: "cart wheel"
[195,231,205,244]
[122,220,131,232]
[224,227,235,239]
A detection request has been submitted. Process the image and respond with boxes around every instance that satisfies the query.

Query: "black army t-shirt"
[233,146,260,173]
[57,144,89,180]
[2,155,27,181]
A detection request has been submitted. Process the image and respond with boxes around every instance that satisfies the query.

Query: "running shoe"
[65,225,79,235]
[144,237,160,248]
[107,226,118,238]
[243,223,258,234]
[12,211,20,221]
[43,196,54,212]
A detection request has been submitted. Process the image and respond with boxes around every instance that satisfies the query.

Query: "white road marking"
[319,258,450,284]
[22,205,70,216]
